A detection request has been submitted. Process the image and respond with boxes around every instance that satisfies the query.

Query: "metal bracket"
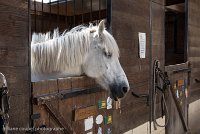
[195,78,200,83]
[132,91,149,106]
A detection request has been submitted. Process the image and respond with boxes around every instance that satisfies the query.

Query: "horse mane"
[31,24,119,74]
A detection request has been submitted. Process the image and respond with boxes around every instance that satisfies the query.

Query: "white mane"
[31,24,119,74]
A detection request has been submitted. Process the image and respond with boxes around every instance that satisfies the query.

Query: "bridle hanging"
[0,73,10,134]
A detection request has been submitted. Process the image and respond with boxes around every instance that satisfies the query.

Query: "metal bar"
[106,0,112,33]
[172,68,191,73]
[169,86,188,131]
[42,0,44,32]
[81,0,84,23]
[98,0,101,22]
[73,0,76,26]
[57,0,59,27]
[63,87,102,99]
[90,0,93,21]
[65,0,68,26]
[34,0,37,32]
[33,86,102,105]
[49,0,52,29]
[43,101,75,134]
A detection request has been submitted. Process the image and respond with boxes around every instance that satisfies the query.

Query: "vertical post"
[81,0,84,23]
[49,0,52,29]
[57,0,60,27]
[65,0,68,27]
[149,0,153,133]
[34,0,37,32]
[42,0,44,32]
[73,0,76,26]
[28,0,33,130]
[90,0,92,22]
[98,0,101,22]
[184,0,188,63]
[106,0,112,33]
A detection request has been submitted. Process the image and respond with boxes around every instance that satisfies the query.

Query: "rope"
[0,73,9,134]
[152,60,170,129]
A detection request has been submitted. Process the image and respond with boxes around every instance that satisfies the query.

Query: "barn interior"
[0,0,200,134]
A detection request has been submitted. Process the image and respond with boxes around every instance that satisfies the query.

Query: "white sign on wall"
[138,32,146,58]
[84,116,94,131]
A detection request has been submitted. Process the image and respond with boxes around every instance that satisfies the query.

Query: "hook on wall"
[131,91,149,106]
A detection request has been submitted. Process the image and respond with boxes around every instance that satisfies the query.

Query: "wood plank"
[188,0,200,27]
[0,0,30,133]
[44,102,75,134]
[112,1,151,132]
[58,77,71,91]
[9,94,30,132]
[0,67,29,95]
[71,76,95,89]
[0,47,28,67]
[74,105,98,121]
[188,1,200,103]
[0,35,28,48]
[152,0,165,5]
[0,3,28,37]
[188,25,200,47]
[0,0,27,9]
[166,3,185,13]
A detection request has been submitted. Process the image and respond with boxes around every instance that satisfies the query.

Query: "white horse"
[31,20,129,100]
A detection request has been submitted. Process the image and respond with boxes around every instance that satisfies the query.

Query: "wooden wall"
[188,0,200,103]
[188,0,200,132]
[151,0,165,67]
[32,76,110,134]
[0,1,30,134]
[112,0,150,133]
[111,0,165,133]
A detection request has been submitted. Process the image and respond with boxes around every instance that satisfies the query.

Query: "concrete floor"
[189,99,200,134]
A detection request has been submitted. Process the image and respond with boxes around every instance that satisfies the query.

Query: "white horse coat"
[31,20,129,100]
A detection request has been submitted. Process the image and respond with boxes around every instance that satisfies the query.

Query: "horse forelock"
[31,24,119,74]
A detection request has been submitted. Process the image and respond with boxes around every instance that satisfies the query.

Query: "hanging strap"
[0,73,10,134]
[152,60,170,130]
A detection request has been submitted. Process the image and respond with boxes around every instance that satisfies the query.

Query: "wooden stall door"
[187,1,200,133]
[165,63,190,134]
[32,76,114,134]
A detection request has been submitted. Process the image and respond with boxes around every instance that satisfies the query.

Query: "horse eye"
[104,51,112,58]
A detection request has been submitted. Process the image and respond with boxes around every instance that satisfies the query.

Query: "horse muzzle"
[110,83,129,101]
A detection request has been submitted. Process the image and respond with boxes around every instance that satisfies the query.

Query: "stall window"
[31,0,111,33]
[165,1,187,66]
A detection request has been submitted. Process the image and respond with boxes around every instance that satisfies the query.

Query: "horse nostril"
[122,86,128,93]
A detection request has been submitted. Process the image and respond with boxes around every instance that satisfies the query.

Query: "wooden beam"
[169,86,188,131]
[33,86,103,105]
[166,0,185,6]
[166,3,185,13]
[43,101,76,134]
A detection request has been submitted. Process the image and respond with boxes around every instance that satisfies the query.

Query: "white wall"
[123,117,165,134]
[189,99,200,133]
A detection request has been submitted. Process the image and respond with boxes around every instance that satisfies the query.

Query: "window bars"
[31,0,111,33]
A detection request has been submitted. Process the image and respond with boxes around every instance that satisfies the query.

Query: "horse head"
[82,20,130,101]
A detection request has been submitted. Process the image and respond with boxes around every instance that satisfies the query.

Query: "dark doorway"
[165,1,186,65]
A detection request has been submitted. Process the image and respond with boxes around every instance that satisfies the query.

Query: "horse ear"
[98,20,105,36]
[89,23,93,28]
